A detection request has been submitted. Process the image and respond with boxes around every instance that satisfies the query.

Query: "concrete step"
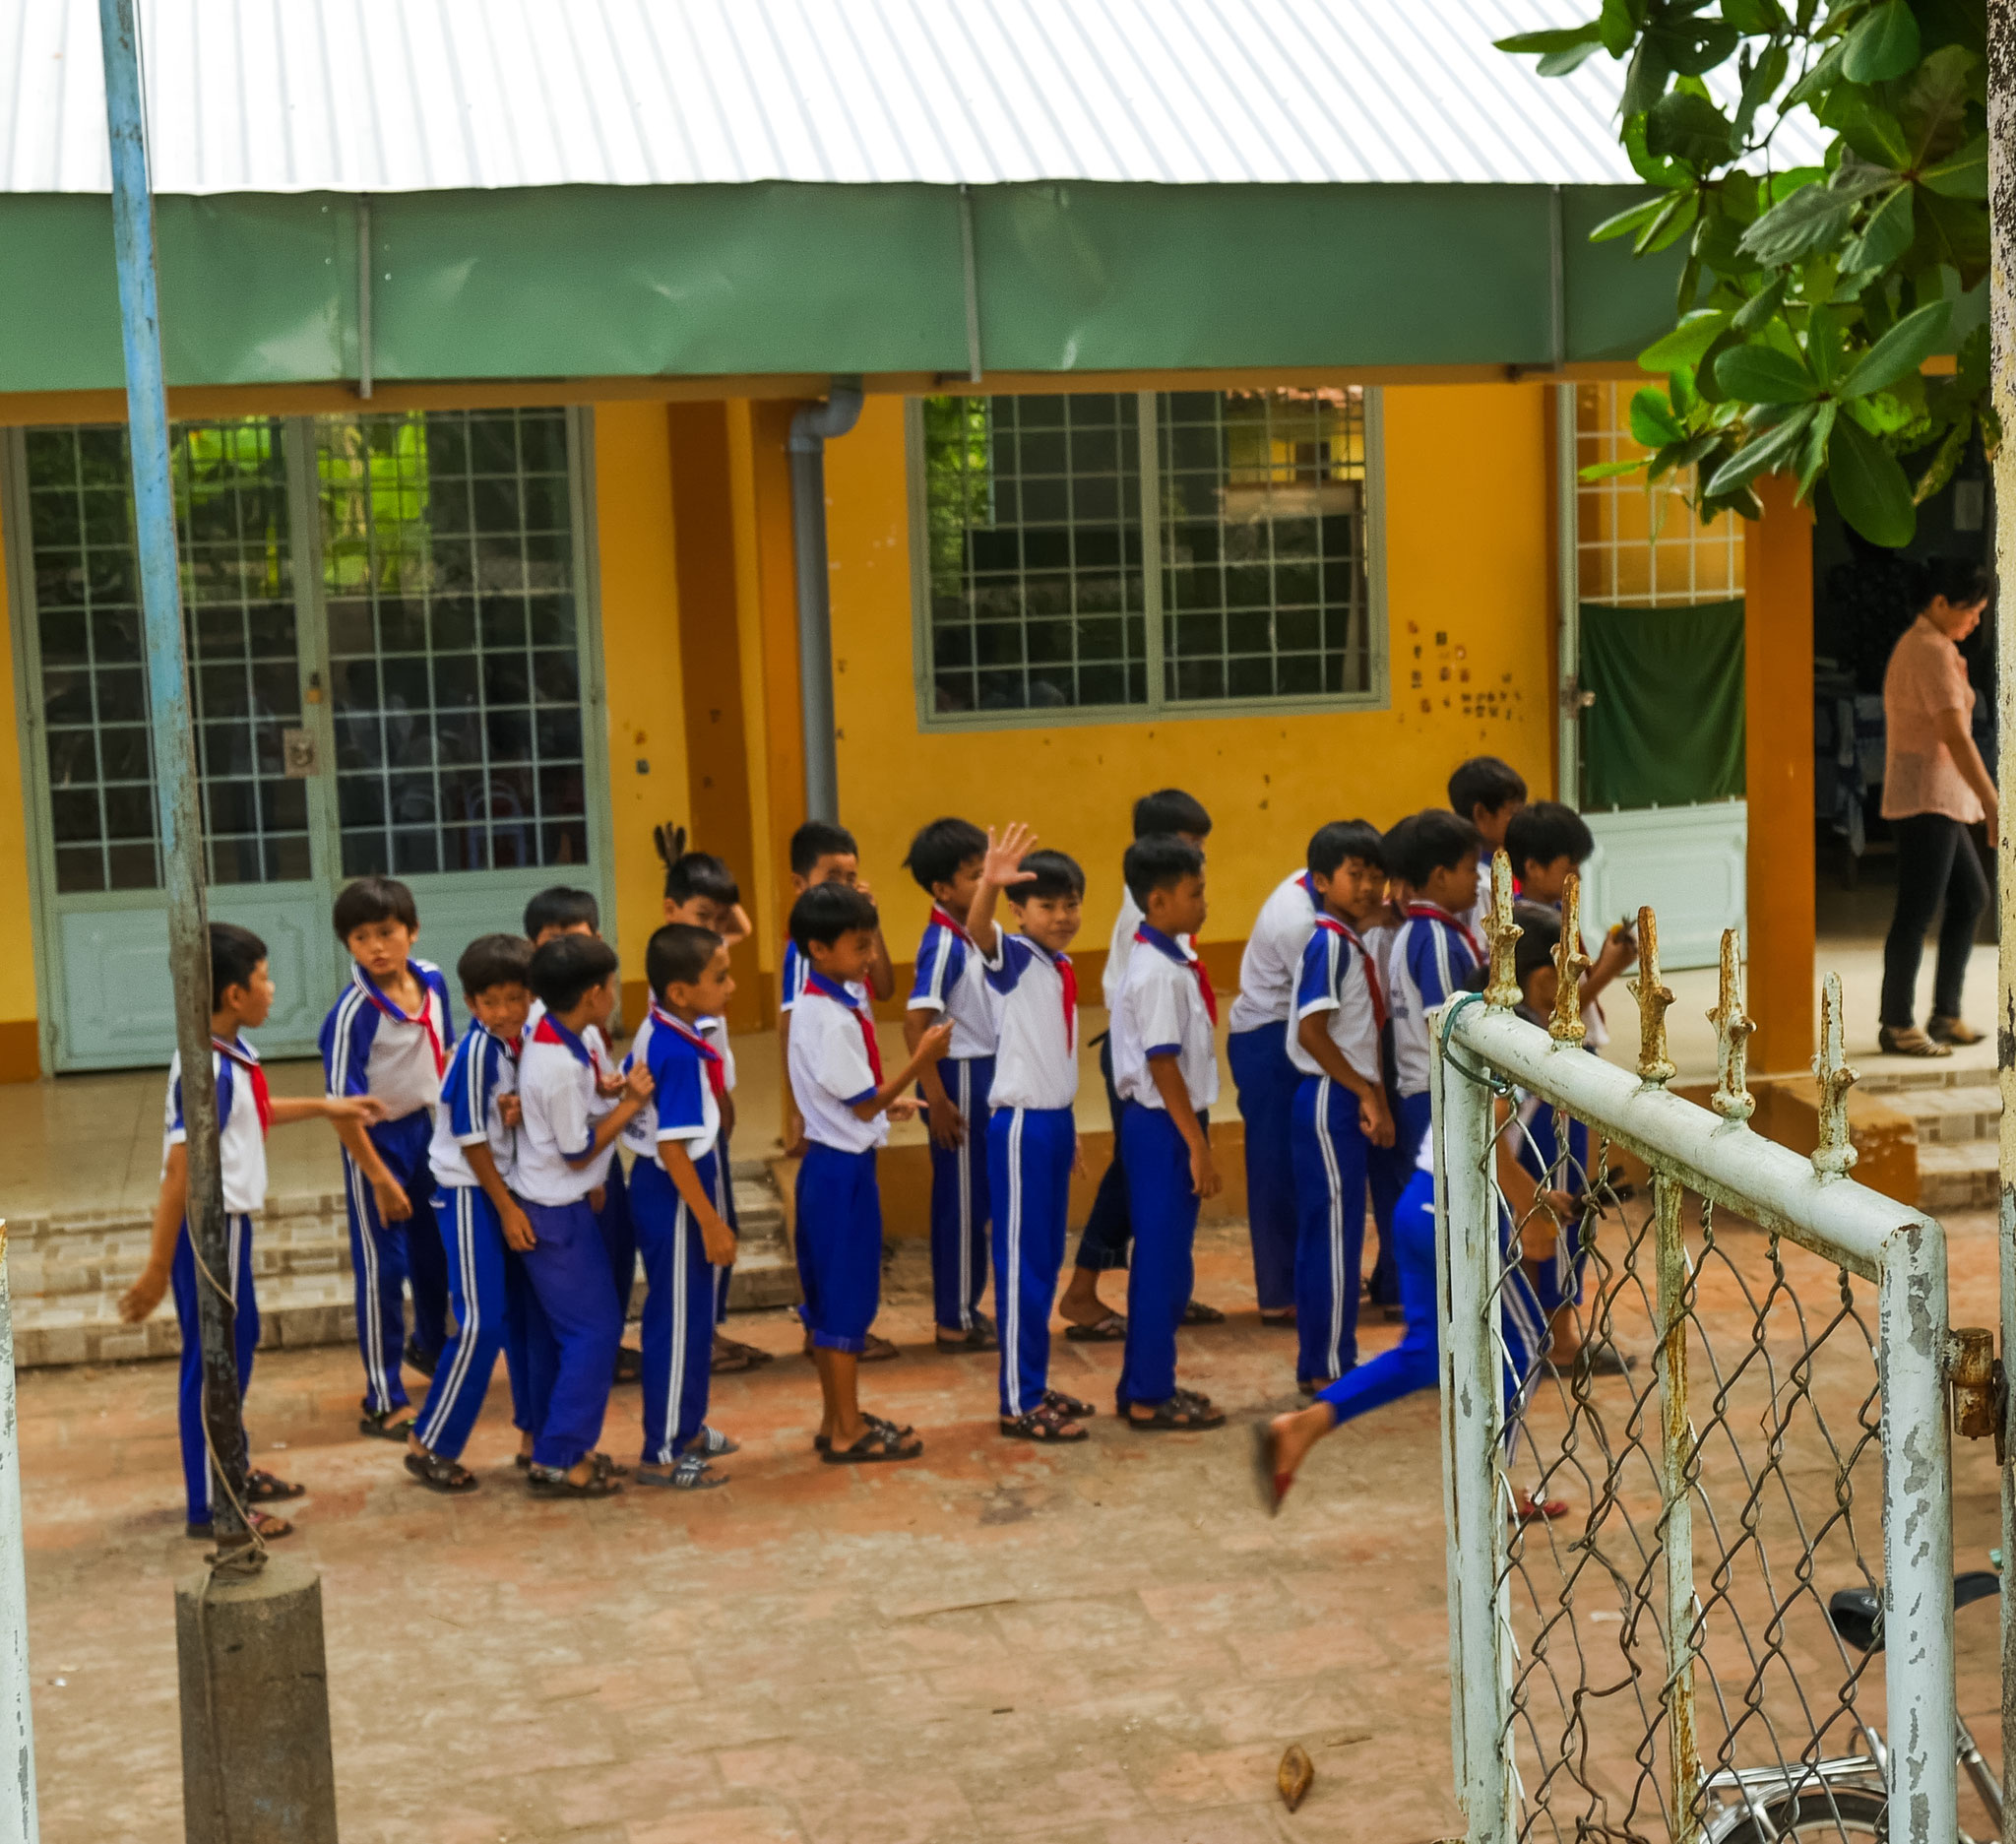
[1875,1083,2000,1147]
[6,1166,794,1369]
[1916,1139,1999,1213]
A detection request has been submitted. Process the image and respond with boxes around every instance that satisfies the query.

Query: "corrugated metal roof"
[1,0,1820,195]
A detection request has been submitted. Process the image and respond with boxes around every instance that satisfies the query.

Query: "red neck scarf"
[1406,902,1482,964]
[355,963,446,1077]
[808,973,883,1087]
[651,1002,727,1103]
[928,905,971,941]
[1316,917,1387,1030]
[213,1036,271,1136]
[1135,927,1217,1025]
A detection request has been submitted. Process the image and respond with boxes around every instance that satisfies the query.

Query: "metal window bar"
[1434,859,1957,1844]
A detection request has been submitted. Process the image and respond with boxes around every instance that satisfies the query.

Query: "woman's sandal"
[526,1465,623,1499]
[357,1408,417,1441]
[404,1451,479,1494]
[1180,1299,1226,1325]
[1127,1394,1227,1431]
[814,1414,912,1454]
[1929,1013,1984,1046]
[1042,1388,1096,1420]
[1063,1312,1128,1343]
[1878,1024,1952,1058]
[1000,1400,1088,1442]
[244,1469,304,1504]
[821,1424,924,1465]
[186,1507,294,1542]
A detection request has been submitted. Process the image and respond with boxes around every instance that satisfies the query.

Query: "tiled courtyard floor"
[14,1208,2008,1843]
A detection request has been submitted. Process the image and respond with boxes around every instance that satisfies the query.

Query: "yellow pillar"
[1743,474,1815,1073]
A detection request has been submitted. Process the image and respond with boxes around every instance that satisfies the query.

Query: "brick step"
[1874,1083,2000,1148]
[6,1169,796,1369]
[1916,1139,1998,1213]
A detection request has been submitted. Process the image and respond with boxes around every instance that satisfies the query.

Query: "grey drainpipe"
[788,377,864,822]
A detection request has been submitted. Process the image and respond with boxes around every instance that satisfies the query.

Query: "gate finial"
[1483,849,1522,1010]
[1812,972,1859,1178]
[1549,872,1593,1044]
[1707,927,1754,1124]
[1627,906,1676,1086]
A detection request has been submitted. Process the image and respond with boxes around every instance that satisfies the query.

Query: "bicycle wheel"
[1709,1786,1887,1843]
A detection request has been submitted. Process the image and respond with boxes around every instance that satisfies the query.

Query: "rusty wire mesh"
[1480,1083,1890,1844]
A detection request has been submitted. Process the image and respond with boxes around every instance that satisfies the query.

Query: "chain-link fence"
[1432,868,1960,1844]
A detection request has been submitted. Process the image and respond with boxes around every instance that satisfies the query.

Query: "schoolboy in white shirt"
[904,816,1003,1354]
[1448,756,1528,947]
[1287,821,1396,1392]
[1386,810,1484,1175]
[788,882,950,1463]
[513,932,653,1499]
[121,923,384,1541]
[965,823,1096,1444]
[319,876,456,1436]
[1109,835,1227,1431]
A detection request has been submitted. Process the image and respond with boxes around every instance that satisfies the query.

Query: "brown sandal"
[1928,1014,1984,1047]
[1878,1024,1951,1058]
[1001,1400,1088,1442]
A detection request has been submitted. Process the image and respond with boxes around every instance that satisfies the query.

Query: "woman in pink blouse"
[1878,558,1997,1056]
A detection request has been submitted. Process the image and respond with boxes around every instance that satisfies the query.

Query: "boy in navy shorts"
[788,882,951,1462]
[966,823,1095,1442]
[1110,836,1227,1431]
[904,816,1002,1355]
[625,922,742,1491]
[514,932,653,1497]
[320,876,456,1437]
[405,933,536,1494]
[121,923,384,1540]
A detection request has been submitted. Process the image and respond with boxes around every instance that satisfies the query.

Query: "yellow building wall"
[593,402,694,1014]
[822,385,1557,967]
[0,500,39,1078]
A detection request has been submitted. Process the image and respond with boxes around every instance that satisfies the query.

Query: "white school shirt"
[622,1004,724,1163]
[778,939,868,1011]
[908,910,1001,1059]
[320,959,455,1120]
[1112,925,1220,1112]
[1228,869,1322,1035]
[1287,916,1383,1082]
[699,1015,737,1094]
[429,1025,519,1188]
[162,1037,269,1216]
[788,973,888,1154]
[980,932,1080,1112]
[1388,906,1481,1098]
[514,1012,618,1205]
[1103,887,1195,1014]
[524,997,612,1068]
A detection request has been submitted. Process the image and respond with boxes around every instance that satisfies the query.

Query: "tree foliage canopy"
[1499,0,1988,546]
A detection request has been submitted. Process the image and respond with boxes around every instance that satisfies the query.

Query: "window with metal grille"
[914,388,1383,724]
[23,418,306,892]
[319,409,588,877]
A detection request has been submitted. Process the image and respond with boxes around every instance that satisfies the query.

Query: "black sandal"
[1064,1312,1128,1343]
[1127,1395,1227,1431]
[1043,1388,1096,1420]
[1001,1401,1088,1442]
[814,1413,913,1453]
[404,1451,479,1494]
[526,1465,623,1499]
[244,1469,305,1504]
[821,1424,923,1464]
[1180,1300,1226,1325]
[935,1318,999,1354]
[358,1408,417,1441]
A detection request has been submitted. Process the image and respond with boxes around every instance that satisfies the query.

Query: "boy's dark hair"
[332,875,418,941]
[523,886,599,939]
[528,932,619,1014]
[1307,819,1385,880]
[788,881,880,951]
[647,922,724,995]
[1132,788,1213,840]
[1918,554,1994,611]
[1009,850,1085,903]
[1393,809,1481,887]
[1505,800,1596,873]
[1379,811,1419,885]
[211,922,268,1008]
[655,823,740,906]
[789,820,857,878]
[1448,756,1528,820]
[904,817,988,894]
[1123,835,1205,908]
[458,932,533,998]
[1511,900,1562,991]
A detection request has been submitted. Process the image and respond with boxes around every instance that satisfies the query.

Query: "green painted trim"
[0,182,1692,391]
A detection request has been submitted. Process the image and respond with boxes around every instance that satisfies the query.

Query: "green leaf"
[1579,458,1648,482]
[1636,188,1701,254]
[1785,37,1846,107]
[1722,0,1786,32]
[1922,132,1988,198]
[1538,40,1606,74]
[1646,90,1735,168]
[1732,43,1791,146]
[1842,0,1921,84]
[1828,412,1917,544]
[1621,37,1673,116]
[1840,183,1914,271]
[1913,415,1972,503]
[1494,26,1603,53]
[1915,188,1991,288]
[1624,114,1690,184]
[1590,195,1671,242]
[1716,343,1819,401]
[1736,161,1893,265]
[1732,275,1789,334]
[1703,405,1817,495]
[1598,0,1638,57]
[1899,43,1980,167]
[1796,400,1839,498]
[1639,308,1734,371]
[1629,387,1686,448]
[1649,18,1740,76]
[1838,298,1952,397]
[1806,306,1845,388]
[1837,100,1912,170]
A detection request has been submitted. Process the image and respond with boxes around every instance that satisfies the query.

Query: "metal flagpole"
[94,0,252,1560]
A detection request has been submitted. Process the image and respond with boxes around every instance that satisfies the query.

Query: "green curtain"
[1580,599,1746,810]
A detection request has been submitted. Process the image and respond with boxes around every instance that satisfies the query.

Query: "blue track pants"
[413,1186,508,1460]
[1228,1025,1299,1313]
[1291,1074,1369,1384]
[632,1154,721,1463]
[342,1108,448,1413]
[172,1214,256,1527]
[988,1105,1075,1417]
[928,1055,994,1331]
[1115,1103,1204,1410]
